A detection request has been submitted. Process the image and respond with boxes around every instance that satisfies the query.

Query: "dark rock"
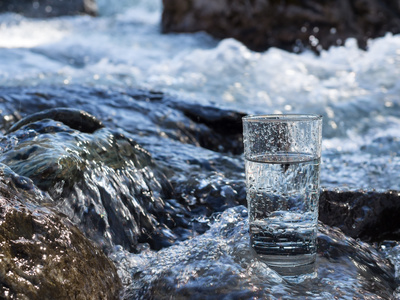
[0,0,97,18]
[168,101,245,154]
[7,107,104,134]
[0,86,245,156]
[162,0,400,53]
[319,189,400,242]
[0,167,122,299]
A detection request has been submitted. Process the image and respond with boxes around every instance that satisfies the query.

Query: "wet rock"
[0,114,175,251]
[7,108,104,134]
[118,90,246,155]
[0,167,122,299]
[0,86,245,156]
[162,0,400,52]
[0,86,248,251]
[168,101,245,154]
[0,0,97,18]
[319,189,400,242]
[2,85,400,250]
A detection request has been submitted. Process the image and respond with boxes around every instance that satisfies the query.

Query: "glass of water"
[243,114,322,276]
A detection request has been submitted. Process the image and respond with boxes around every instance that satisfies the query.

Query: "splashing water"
[110,206,396,299]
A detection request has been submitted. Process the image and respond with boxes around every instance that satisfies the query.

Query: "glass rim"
[242,114,322,122]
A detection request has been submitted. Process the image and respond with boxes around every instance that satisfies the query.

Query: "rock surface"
[0,111,174,251]
[0,0,97,17]
[0,86,248,252]
[162,0,400,52]
[0,165,122,299]
[319,189,400,242]
[7,108,104,134]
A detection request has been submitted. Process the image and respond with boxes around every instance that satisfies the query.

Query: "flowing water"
[0,0,400,299]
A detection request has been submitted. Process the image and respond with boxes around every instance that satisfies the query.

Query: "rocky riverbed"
[0,86,399,298]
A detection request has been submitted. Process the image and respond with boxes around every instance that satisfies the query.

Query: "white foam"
[0,16,67,48]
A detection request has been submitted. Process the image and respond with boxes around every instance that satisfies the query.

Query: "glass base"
[256,253,317,282]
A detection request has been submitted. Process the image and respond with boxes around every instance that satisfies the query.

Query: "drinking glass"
[243,114,322,275]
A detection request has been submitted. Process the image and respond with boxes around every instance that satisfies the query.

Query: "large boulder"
[0,0,97,17]
[162,0,400,52]
[0,166,122,299]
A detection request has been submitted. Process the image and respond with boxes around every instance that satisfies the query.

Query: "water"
[0,1,400,298]
[246,155,320,272]
[111,206,397,299]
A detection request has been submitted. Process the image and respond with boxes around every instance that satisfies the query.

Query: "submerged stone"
[0,167,121,299]
[168,101,245,154]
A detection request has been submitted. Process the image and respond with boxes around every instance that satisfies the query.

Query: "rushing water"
[110,206,397,299]
[1,0,400,299]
